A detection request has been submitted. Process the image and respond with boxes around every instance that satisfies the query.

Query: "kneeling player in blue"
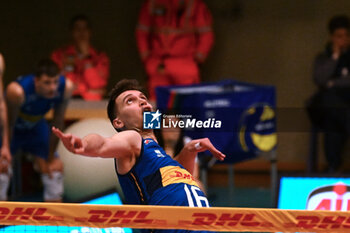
[53,79,225,232]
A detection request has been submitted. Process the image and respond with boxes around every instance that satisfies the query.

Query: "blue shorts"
[10,120,50,159]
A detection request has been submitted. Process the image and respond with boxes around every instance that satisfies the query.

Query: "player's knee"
[41,171,63,201]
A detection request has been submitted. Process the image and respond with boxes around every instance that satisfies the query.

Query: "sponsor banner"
[1,202,350,232]
[156,80,276,164]
[278,177,350,211]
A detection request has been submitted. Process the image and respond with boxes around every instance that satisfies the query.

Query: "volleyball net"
[0,201,349,232]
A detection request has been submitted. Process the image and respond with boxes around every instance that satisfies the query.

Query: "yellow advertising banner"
[0,201,350,232]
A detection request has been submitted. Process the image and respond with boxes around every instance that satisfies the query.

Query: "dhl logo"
[0,207,63,221]
[160,166,198,187]
[292,215,350,229]
[188,213,350,230]
[169,171,195,180]
[186,213,272,227]
[81,210,155,224]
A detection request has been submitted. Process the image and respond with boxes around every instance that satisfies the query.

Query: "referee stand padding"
[0,202,349,232]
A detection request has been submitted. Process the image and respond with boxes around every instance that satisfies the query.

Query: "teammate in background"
[5,59,74,202]
[0,53,12,200]
[136,0,214,104]
[51,14,110,101]
[53,79,225,233]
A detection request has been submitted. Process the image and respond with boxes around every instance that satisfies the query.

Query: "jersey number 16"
[184,184,209,207]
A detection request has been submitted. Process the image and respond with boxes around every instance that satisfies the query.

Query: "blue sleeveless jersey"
[15,74,65,129]
[116,138,209,207]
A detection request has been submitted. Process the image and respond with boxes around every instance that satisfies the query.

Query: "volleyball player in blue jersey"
[53,79,225,232]
[5,59,74,202]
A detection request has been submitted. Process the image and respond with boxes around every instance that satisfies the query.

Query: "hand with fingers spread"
[174,137,225,175]
[185,138,226,161]
[52,126,86,154]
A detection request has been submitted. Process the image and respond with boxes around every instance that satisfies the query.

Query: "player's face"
[331,28,350,50]
[72,20,91,43]
[34,75,60,99]
[115,90,153,130]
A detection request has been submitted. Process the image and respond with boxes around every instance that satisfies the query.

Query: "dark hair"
[69,14,91,30]
[35,59,59,78]
[107,79,144,131]
[328,15,350,34]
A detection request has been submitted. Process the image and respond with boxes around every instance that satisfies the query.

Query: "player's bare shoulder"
[6,81,25,104]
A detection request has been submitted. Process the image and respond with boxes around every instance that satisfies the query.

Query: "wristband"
[194,142,201,150]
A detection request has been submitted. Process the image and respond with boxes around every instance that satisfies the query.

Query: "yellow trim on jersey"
[160,166,199,188]
[130,172,145,203]
[18,111,43,123]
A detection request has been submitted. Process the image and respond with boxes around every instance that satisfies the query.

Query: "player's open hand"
[52,127,85,154]
[187,138,226,161]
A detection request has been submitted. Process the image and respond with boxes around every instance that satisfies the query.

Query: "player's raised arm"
[52,127,142,159]
[175,138,225,174]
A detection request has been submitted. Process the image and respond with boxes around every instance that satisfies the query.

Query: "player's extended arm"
[175,138,225,174]
[52,127,142,159]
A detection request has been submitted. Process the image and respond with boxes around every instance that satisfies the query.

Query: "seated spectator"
[307,15,350,173]
[5,59,74,201]
[52,14,110,101]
